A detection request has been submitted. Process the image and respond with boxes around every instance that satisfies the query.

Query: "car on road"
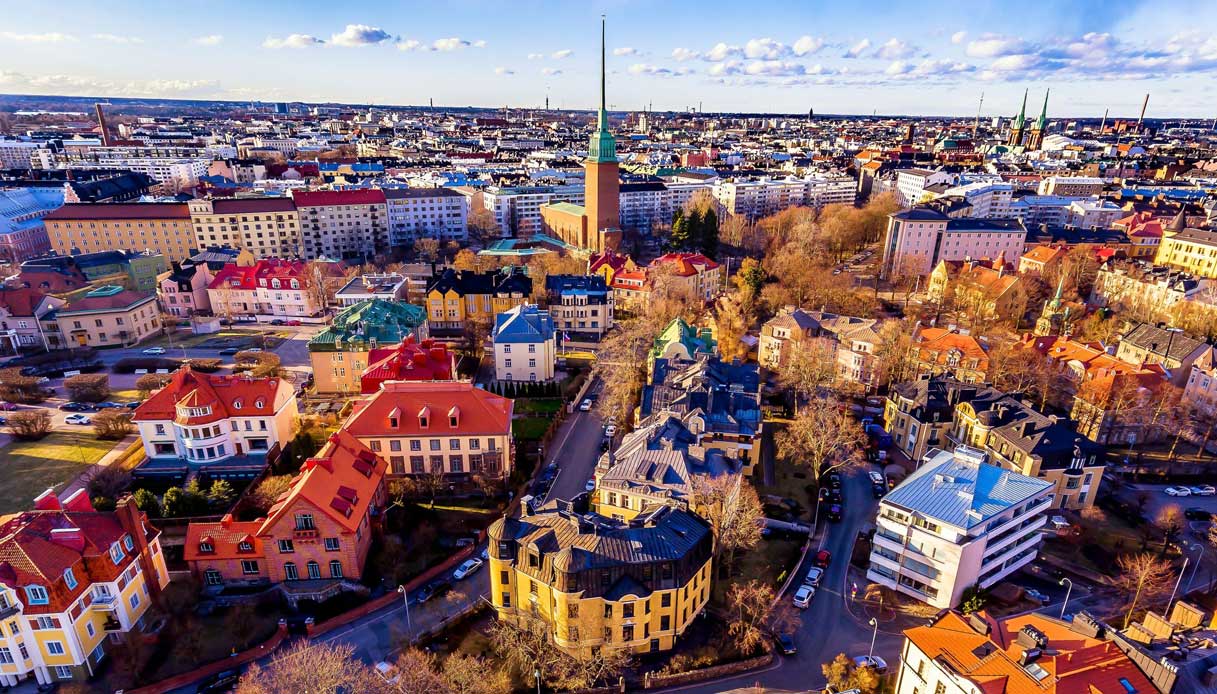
[0,416,7,425]
[819,487,842,504]
[585,479,596,492]
[1190,485,1216,496]
[826,471,842,489]
[417,580,451,603]
[58,402,91,412]
[245,348,263,353]
[285,319,302,326]
[852,655,888,674]
[814,549,832,568]
[0,401,16,411]
[125,401,140,409]
[94,401,126,409]
[195,667,242,693]
[269,319,285,326]
[1185,507,1212,521]
[142,346,166,355]
[603,423,618,437]
[776,632,798,655]
[1023,588,1051,604]
[827,504,843,522]
[792,584,815,609]
[453,558,484,580]
[802,567,823,587]
[64,414,91,425]
[579,398,593,412]
[218,347,240,355]
[868,471,884,485]
[1165,486,1192,496]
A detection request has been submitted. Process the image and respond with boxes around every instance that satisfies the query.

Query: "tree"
[88,466,132,501]
[489,611,571,689]
[872,319,917,390]
[669,209,693,251]
[236,641,390,694]
[7,409,51,440]
[699,206,720,259]
[132,488,161,518]
[93,409,134,440]
[714,293,751,362]
[1114,552,1175,628]
[1155,504,1185,551]
[248,474,294,513]
[416,237,441,262]
[207,479,237,510]
[724,580,795,656]
[136,372,173,397]
[692,477,763,575]
[452,248,479,271]
[440,652,512,694]
[775,336,839,401]
[777,398,866,480]
[732,257,767,310]
[0,367,48,404]
[959,584,988,614]
[467,192,500,247]
[64,373,109,402]
[462,312,493,360]
[822,653,881,694]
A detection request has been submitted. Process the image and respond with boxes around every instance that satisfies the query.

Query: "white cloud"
[744,38,788,60]
[192,34,223,46]
[792,36,825,56]
[843,38,870,58]
[527,53,545,60]
[494,67,514,75]
[432,37,472,51]
[396,39,421,51]
[671,47,701,61]
[263,34,324,49]
[744,60,805,76]
[473,39,487,48]
[541,67,563,76]
[613,47,639,56]
[330,24,393,47]
[876,38,915,59]
[0,70,220,96]
[551,49,573,59]
[627,63,692,77]
[705,42,741,61]
[0,31,76,43]
[988,53,1042,72]
[951,31,967,45]
[92,33,143,44]
[966,34,1028,58]
[886,58,974,78]
[708,60,742,76]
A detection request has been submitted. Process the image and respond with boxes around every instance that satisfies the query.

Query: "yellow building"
[1155,225,1217,279]
[488,502,712,656]
[187,198,301,259]
[0,493,169,688]
[424,268,532,335]
[42,202,197,263]
[48,285,162,349]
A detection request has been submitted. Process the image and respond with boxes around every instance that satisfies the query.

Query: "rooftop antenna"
[1100,108,1108,132]
[972,91,984,140]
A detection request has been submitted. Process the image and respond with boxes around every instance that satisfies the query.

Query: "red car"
[814,550,832,569]
[285,320,302,326]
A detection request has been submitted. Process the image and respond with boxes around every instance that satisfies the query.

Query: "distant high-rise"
[94,103,112,147]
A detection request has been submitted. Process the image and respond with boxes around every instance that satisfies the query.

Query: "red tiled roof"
[132,367,294,425]
[915,327,990,370]
[207,258,308,291]
[43,202,191,221]
[60,290,155,314]
[182,517,263,563]
[651,252,720,276]
[344,381,512,438]
[291,189,387,207]
[0,287,47,317]
[360,337,454,394]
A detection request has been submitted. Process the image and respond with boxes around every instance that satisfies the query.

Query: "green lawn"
[0,432,116,513]
[512,417,551,441]
[512,398,564,415]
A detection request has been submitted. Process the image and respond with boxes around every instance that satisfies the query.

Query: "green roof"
[649,317,716,362]
[308,299,426,352]
[545,201,586,216]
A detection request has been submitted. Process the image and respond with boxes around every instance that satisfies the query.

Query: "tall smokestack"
[1137,94,1149,130]
[94,102,111,147]
[1100,108,1108,133]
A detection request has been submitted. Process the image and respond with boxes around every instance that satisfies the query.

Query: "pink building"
[158,259,213,317]
[881,208,1026,279]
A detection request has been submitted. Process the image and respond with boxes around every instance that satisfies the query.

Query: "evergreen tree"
[132,488,161,518]
[700,207,720,259]
[683,209,704,252]
[669,209,691,251]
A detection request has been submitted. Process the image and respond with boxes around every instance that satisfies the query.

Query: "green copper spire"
[587,15,617,163]
[1035,89,1049,130]
[1013,88,1028,130]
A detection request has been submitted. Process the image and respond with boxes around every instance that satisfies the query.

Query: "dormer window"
[123,535,134,552]
[63,568,77,590]
[448,406,460,428]
[233,399,243,410]
[110,543,124,564]
[25,586,48,605]
[238,541,253,552]
[199,541,214,554]
[418,405,431,429]
[254,399,264,409]
[290,279,299,289]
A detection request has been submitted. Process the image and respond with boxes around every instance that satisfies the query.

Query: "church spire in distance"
[587,15,617,164]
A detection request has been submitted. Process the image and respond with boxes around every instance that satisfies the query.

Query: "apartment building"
[474,185,584,238]
[1115,323,1210,387]
[0,139,42,169]
[1066,198,1124,230]
[187,197,301,259]
[131,367,298,477]
[880,207,1027,279]
[0,493,169,687]
[488,502,713,656]
[424,268,532,335]
[291,189,389,260]
[334,273,408,307]
[1156,226,1217,279]
[493,304,557,382]
[911,327,991,384]
[650,253,721,303]
[1037,175,1104,197]
[158,259,212,317]
[936,181,1015,218]
[0,288,63,353]
[894,168,953,206]
[543,274,613,339]
[184,430,386,590]
[867,446,1053,609]
[711,178,807,222]
[383,187,468,244]
[0,187,59,262]
[42,203,196,263]
[343,381,514,478]
[308,299,428,395]
[48,286,161,349]
[206,259,320,321]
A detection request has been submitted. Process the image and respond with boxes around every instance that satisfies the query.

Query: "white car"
[65,414,91,425]
[585,479,596,492]
[1190,485,1216,496]
[792,584,815,609]
[1165,486,1192,497]
[868,471,885,485]
[453,558,483,580]
[579,399,593,412]
[142,346,166,355]
[802,567,824,588]
[374,661,400,684]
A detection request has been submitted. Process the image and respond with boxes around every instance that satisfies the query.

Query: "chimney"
[116,495,165,599]
[49,528,85,551]
[33,489,62,511]
[61,489,94,513]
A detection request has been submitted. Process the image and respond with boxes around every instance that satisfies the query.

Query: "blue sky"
[1,0,1216,117]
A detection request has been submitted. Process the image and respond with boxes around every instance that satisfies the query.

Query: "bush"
[187,358,222,373]
[206,479,236,511]
[93,410,134,440]
[0,367,49,404]
[113,357,182,374]
[234,352,282,378]
[88,466,132,500]
[160,486,210,518]
[136,372,174,397]
[92,496,117,512]
[132,488,161,518]
[247,475,294,514]
[64,373,110,403]
[7,409,52,440]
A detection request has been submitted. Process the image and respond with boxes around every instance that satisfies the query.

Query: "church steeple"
[1013,89,1028,130]
[587,15,617,164]
[1035,89,1049,131]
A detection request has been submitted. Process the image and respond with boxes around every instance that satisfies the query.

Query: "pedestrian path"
[57,433,141,501]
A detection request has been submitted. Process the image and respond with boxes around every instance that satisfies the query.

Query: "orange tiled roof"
[651,252,720,276]
[1020,245,1067,265]
[132,367,294,425]
[916,327,990,370]
[182,517,263,562]
[343,381,512,438]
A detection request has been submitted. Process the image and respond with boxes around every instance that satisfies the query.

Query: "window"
[25,586,48,605]
[204,569,222,585]
[623,625,634,642]
[623,603,634,618]
[110,543,124,564]
[295,514,315,531]
[278,539,294,553]
[324,537,340,551]
[123,535,134,552]
[604,603,613,618]
[54,665,72,679]
[330,560,343,578]
[307,561,321,580]
[63,568,77,590]
[46,641,65,656]
[129,593,140,609]
[661,593,671,608]
[284,562,299,581]
[198,541,214,554]
[34,616,56,630]
[238,541,253,552]
[660,615,670,630]
[241,560,260,575]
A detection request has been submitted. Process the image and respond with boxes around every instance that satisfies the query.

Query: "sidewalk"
[57,433,140,501]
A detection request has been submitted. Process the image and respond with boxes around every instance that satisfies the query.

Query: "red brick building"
[359,336,454,394]
[184,430,387,590]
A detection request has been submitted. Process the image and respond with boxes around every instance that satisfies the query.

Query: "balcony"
[91,593,118,611]
[293,527,319,540]
[980,530,1043,577]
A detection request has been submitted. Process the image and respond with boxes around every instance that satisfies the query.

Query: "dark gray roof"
[382,187,464,200]
[1120,323,1207,362]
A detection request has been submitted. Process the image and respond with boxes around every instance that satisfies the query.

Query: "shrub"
[113,357,181,374]
[234,352,283,378]
[0,367,49,404]
[206,479,236,511]
[7,409,52,440]
[64,373,110,403]
[132,488,161,518]
[93,410,134,440]
[160,486,210,518]
[136,373,174,397]
[87,465,132,500]
[187,358,222,373]
[92,496,117,512]
[247,475,294,514]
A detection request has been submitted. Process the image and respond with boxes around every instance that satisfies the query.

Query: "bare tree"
[7,409,52,440]
[467,192,501,246]
[775,336,839,401]
[724,580,797,656]
[489,611,570,689]
[237,641,390,694]
[1114,552,1175,629]
[714,293,751,362]
[777,398,866,480]
[93,410,134,440]
[692,476,763,574]
[440,652,512,694]
[416,237,441,262]
[593,317,658,424]
[1155,505,1185,552]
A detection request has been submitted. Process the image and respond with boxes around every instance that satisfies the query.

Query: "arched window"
[284,562,298,581]
[330,561,344,579]
[307,561,321,580]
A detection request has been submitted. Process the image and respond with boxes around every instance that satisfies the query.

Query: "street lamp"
[868,617,879,659]
[397,584,412,638]
[1058,578,1073,619]
[1186,543,1207,595]
[534,669,541,694]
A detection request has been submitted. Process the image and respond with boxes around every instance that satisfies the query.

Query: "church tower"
[585,16,620,240]
[1007,89,1028,148]
[1027,90,1049,151]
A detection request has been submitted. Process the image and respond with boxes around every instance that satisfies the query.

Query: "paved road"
[542,377,605,503]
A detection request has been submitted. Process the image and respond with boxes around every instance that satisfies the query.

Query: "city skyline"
[2,0,1217,118]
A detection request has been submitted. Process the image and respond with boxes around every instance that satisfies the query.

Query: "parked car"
[814,550,832,568]
[269,319,285,326]
[125,401,140,409]
[65,414,91,425]
[453,558,484,580]
[819,487,842,504]
[218,347,240,356]
[603,424,618,437]
[0,401,16,411]
[285,319,302,326]
[579,398,593,412]
[585,479,596,492]
[852,655,888,674]
[1185,507,1213,521]
[245,348,263,353]
[196,668,242,693]
[95,401,125,409]
[1165,486,1192,497]
[58,402,90,412]
[417,580,451,603]
[871,482,886,499]
[35,376,50,385]
[802,566,824,588]
[1190,485,1216,496]
[826,471,842,489]
[1023,588,1051,604]
[868,471,885,485]
[776,632,798,655]
[373,661,400,685]
[0,416,7,425]
[142,346,167,355]
[792,584,815,609]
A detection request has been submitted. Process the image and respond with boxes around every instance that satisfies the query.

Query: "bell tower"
[584,15,620,243]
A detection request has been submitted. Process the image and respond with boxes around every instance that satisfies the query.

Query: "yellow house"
[1155,225,1217,279]
[424,268,531,335]
[42,202,197,263]
[48,286,161,349]
[0,493,169,688]
[488,503,712,656]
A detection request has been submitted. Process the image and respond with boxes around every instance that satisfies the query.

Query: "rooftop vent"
[1017,624,1049,650]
